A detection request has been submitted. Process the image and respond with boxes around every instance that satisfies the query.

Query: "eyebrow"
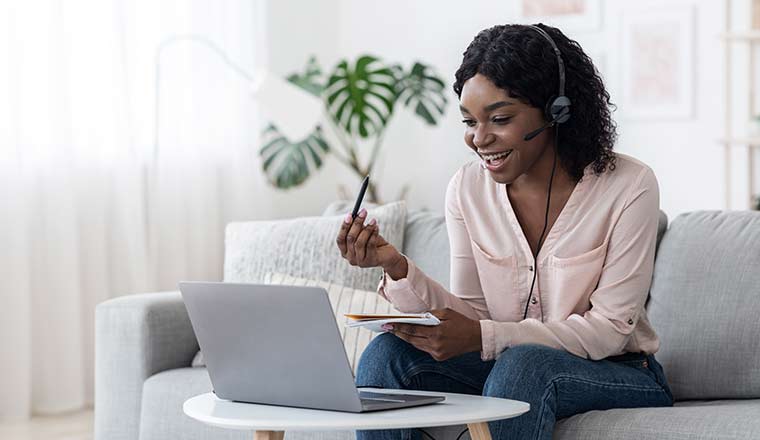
[459,101,514,114]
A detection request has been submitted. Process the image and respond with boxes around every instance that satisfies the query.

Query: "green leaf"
[259,124,330,189]
[286,55,325,97]
[395,62,447,125]
[325,55,397,138]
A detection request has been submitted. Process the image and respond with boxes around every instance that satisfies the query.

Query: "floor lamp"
[149,34,322,284]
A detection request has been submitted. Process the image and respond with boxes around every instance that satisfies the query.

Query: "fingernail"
[369,218,376,226]
[359,208,367,218]
[344,213,352,224]
[381,324,394,331]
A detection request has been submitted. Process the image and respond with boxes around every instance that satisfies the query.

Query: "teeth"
[483,150,512,161]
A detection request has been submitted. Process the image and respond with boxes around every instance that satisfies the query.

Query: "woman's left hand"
[385,308,482,362]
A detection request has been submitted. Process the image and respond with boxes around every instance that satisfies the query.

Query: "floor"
[0,409,93,440]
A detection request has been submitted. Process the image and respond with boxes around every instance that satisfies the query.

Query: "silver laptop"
[179,281,445,413]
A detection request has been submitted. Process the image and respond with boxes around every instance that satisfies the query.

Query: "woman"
[336,23,673,440]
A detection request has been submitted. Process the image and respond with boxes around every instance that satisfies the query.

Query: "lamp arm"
[153,34,260,162]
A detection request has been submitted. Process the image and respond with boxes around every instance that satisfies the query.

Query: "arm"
[94,291,199,440]
[479,168,660,361]
[377,167,491,322]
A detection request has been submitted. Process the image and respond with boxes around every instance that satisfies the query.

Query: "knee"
[355,333,418,389]
[483,344,566,399]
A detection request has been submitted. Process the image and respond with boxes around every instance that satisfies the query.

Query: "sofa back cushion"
[647,210,760,400]
[224,201,406,291]
[400,209,451,289]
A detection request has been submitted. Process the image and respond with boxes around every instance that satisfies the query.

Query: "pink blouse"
[377,153,661,362]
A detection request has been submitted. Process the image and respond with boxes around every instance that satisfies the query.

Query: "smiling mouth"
[480,149,513,164]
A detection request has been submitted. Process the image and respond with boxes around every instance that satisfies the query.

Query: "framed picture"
[518,0,602,33]
[619,5,695,119]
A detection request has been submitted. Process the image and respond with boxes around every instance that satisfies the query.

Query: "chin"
[487,170,516,185]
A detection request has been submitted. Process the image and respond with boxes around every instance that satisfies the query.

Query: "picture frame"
[517,0,602,33]
[619,5,695,120]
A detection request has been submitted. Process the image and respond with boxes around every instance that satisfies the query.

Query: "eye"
[461,119,476,127]
[493,117,512,124]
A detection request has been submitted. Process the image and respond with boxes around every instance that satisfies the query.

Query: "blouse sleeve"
[479,167,660,361]
[377,166,491,322]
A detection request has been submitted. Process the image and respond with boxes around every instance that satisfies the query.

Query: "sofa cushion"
[140,367,354,440]
[647,211,760,400]
[224,201,406,292]
[554,399,760,440]
[193,273,402,374]
[400,209,451,289]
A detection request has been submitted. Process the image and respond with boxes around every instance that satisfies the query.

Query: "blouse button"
[528,266,534,271]
[531,298,538,305]
[627,318,634,325]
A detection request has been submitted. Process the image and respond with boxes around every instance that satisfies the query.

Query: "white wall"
[264,0,752,222]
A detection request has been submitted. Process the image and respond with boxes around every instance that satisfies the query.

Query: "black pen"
[351,175,370,220]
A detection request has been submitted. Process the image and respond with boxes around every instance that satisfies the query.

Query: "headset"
[523,25,572,140]
[479,24,572,321]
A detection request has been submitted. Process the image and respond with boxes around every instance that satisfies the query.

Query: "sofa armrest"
[94,291,199,440]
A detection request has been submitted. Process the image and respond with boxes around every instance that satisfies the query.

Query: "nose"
[472,125,495,149]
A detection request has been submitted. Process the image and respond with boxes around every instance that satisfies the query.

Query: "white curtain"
[0,0,267,419]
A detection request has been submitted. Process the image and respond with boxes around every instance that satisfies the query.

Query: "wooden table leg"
[254,431,284,440]
[467,422,492,440]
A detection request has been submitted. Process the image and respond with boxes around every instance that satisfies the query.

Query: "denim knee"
[355,333,418,389]
[483,344,564,399]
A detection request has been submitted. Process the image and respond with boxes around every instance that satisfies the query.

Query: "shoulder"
[586,152,658,199]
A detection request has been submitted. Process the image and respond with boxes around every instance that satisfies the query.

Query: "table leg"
[254,431,284,440]
[467,422,492,440]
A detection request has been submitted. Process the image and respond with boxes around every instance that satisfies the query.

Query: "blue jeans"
[355,332,674,440]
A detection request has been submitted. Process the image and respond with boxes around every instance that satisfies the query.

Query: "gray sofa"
[94,208,760,440]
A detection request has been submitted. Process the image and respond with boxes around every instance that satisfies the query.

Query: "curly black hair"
[453,23,617,181]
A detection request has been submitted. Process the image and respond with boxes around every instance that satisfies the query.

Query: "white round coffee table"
[184,388,529,440]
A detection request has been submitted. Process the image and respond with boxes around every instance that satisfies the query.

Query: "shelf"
[720,31,760,40]
[718,137,760,146]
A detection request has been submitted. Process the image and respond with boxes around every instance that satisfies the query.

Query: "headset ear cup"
[550,95,572,124]
[544,97,556,123]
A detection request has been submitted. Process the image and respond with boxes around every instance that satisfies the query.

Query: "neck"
[510,143,574,196]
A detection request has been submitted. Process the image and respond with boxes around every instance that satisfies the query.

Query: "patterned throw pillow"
[191,272,401,373]
[223,200,406,292]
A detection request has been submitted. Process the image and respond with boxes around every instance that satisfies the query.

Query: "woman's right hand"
[336,208,400,270]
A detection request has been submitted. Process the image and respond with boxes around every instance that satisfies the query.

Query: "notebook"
[344,312,441,333]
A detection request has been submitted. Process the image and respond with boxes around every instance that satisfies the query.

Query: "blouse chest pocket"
[470,240,518,321]
[546,241,608,312]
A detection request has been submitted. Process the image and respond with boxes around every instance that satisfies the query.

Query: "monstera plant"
[259,55,448,203]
